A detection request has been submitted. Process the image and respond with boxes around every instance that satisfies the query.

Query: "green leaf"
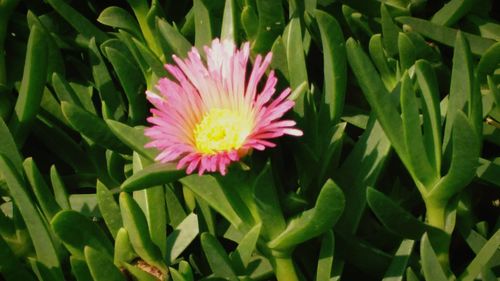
[401,71,436,186]
[398,32,416,70]
[156,17,193,58]
[33,116,95,174]
[180,175,245,230]
[268,179,344,250]
[368,34,397,90]
[144,185,167,257]
[9,24,48,145]
[477,42,500,81]
[193,0,213,48]
[114,228,138,266]
[166,213,199,264]
[443,33,476,155]
[106,120,158,160]
[119,192,167,273]
[476,158,500,188]
[285,17,308,93]
[0,118,23,171]
[462,229,500,267]
[130,35,167,78]
[414,60,442,179]
[346,38,407,163]
[428,112,480,201]
[165,184,188,227]
[253,165,286,240]
[221,0,237,42]
[23,158,61,220]
[459,229,500,281]
[0,155,63,280]
[98,6,142,39]
[51,210,114,260]
[50,73,81,108]
[396,17,495,55]
[420,233,449,281]
[104,46,146,125]
[96,181,123,238]
[381,4,400,57]
[229,223,261,271]
[201,232,238,281]
[251,0,285,53]
[121,162,185,192]
[88,38,125,120]
[382,239,415,281]
[336,117,392,233]
[315,230,334,281]
[312,9,346,123]
[61,101,130,154]
[45,0,108,43]
[85,246,125,281]
[366,187,427,239]
[70,257,93,281]
[0,235,37,281]
[430,0,474,26]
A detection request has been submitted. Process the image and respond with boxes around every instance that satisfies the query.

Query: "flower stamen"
[194,108,253,154]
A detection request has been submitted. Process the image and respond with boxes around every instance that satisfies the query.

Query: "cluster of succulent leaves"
[0,0,499,280]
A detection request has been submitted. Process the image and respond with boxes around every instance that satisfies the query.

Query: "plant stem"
[270,254,300,281]
[425,198,451,273]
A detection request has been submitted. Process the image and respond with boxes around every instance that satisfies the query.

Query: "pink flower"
[145,39,302,175]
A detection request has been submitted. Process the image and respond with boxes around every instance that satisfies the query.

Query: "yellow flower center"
[194,108,253,154]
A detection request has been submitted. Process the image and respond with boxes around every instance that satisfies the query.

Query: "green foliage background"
[0,0,499,280]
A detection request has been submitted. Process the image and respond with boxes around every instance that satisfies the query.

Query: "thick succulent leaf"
[430,0,474,26]
[166,213,199,264]
[96,181,123,238]
[51,210,114,260]
[0,155,63,280]
[415,60,442,179]
[114,228,138,266]
[420,233,449,281]
[121,162,185,192]
[85,246,125,281]
[70,257,93,281]
[180,175,246,230]
[9,24,48,145]
[229,223,261,272]
[23,158,61,220]
[459,229,500,281]
[119,192,167,273]
[428,112,480,201]
[396,17,495,55]
[268,179,344,250]
[251,0,285,53]
[221,0,238,42]
[45,0,108,43]
[346,38,407,163]
[382,239,415,281]
[400,73,436,186]
[61,101,130,154]
[98,6,142,38]
[312,9,346,123]
[367,187,427,239]
[253,165,286,240]
[315,230,334,281]
[0,235,37,281]
[0,118,23,171]
[201,232,239,281]
[156,17,192,58]
[106,120,158,161]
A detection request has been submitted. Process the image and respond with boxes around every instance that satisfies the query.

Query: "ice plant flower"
[145,39,302,175]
